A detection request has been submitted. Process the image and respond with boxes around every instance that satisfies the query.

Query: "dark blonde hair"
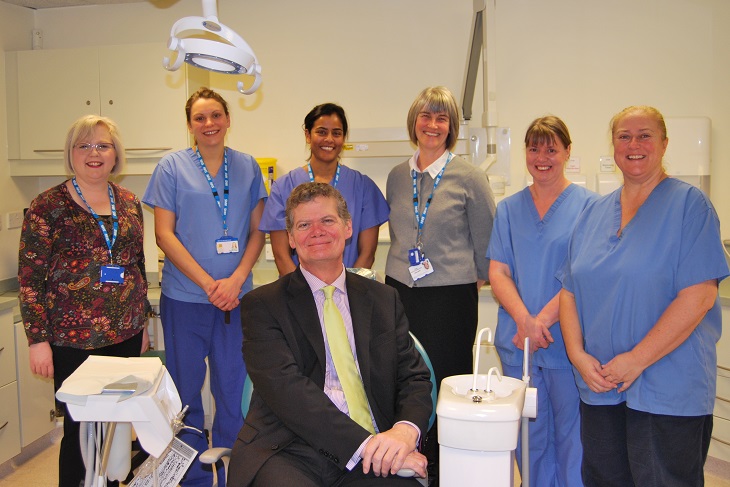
[64,115,125,176]
[406,86,460,151]
[524,116,572,150]
[610,105,667,141]
[285,182,351,233]
[185,87,230,124]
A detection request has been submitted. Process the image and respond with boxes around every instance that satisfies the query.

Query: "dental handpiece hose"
[522,337,531,487]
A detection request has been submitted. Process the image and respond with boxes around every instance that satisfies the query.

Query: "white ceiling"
[3,0,145,9]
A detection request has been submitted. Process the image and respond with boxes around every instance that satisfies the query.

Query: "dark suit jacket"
[228,268,433,487]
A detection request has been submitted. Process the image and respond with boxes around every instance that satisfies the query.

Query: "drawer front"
[0,323,18,387]
[715,369,730,421]
[0,381,21,464]
[709,415,730,463]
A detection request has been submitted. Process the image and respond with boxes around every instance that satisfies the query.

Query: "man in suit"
[228,182,433,487]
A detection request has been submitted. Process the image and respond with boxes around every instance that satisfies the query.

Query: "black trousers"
[384,278,478,487]
[251,437,423,487]
[52,333,143,487]
[580,401,712,487]
[384,278,478,390]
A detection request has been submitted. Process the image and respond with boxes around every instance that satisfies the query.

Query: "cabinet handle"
[0,421,8,431]
[86,100,91,106]
[0,346,4,353]
[718,395,730,404]
[720,365,730,372]
[34,148,172,153]
[125,148,173,152]
[712,435,730,447]
[108,100,113,105]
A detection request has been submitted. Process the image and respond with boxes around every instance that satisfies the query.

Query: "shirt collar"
[300,265,347,296]
[408,149,450,179]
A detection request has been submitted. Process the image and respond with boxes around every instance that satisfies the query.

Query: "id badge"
[408,258,434,281]
[408,248,423,266]
[100,265,125,284]
[216,236,239,254]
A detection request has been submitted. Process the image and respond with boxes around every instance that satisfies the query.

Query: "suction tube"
[521,337,531,487]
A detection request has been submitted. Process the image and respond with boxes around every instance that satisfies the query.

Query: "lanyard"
[307,162,340,188]
[195,147,230,236]
[71,177,118,263]
[412,152,453,248]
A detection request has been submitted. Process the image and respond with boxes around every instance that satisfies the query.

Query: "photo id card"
[100,265,125,284]
[408,258,434,281]
[216,236,239,254]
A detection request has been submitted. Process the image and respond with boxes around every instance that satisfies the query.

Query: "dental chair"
[200,331,437,486]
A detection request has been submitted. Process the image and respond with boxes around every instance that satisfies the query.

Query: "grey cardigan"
[385,155,496,287]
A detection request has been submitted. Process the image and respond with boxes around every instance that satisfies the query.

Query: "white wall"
[2,0,729,283]
[0,2,36,284]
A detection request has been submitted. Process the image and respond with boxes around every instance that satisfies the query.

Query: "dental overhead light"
[163,0,262,95]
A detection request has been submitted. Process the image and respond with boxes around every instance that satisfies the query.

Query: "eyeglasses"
[74,143,115,153]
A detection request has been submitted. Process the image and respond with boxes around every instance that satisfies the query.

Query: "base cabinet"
[0,310,21,464]
[14,322,56,447]
[711,305,730,462]
[0,382,21,465]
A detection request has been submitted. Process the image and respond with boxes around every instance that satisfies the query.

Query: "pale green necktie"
[322,285,375,434]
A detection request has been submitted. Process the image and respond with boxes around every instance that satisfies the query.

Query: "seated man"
[229,182,432,487]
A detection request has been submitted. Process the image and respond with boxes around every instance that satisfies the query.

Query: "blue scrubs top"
[487,184,599,369]
[143,148,268,304]
[561,178,729,416]
[259,165,389,268]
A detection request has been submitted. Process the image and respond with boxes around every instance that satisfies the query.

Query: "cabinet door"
[17,48,100,159]
[98,44,187,159]
[14,322,56,447]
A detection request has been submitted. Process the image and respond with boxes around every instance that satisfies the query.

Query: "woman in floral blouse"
[18,114,149,487]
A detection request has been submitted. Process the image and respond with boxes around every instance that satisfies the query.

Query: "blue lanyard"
[71,177,118,263]
[307,162,340,188]
[412,152,453,247]
[195,147,230,236]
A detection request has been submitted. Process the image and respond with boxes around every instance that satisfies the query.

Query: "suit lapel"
[286,269,327,369]
[345,273,373,394]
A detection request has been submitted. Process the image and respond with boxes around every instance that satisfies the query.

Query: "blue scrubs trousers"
[161,294,246,487]
[502,364,583,487]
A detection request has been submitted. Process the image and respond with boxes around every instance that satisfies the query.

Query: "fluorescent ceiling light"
[163,0,262,95]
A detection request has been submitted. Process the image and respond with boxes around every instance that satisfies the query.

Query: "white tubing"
[471,327,493,392]
[105,423,131,481]
[81,422,95,487]
[521,337,531,487]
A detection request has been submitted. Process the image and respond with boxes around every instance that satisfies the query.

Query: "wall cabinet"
[9,43,190,165]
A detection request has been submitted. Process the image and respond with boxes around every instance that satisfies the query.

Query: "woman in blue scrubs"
[560,106,729,486]
[143,87,267,486]
[259,103,389,275]
[487,116,597,487]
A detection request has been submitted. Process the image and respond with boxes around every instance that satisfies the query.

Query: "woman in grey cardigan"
[385,86,496,485]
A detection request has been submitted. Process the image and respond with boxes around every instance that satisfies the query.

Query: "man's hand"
[361,423,419,477]
[399,450,428,479]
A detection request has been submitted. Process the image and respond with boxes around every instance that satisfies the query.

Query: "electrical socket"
[7,210,24,230]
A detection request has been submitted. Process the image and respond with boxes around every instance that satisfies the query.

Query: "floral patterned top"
[18,181,149,349]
